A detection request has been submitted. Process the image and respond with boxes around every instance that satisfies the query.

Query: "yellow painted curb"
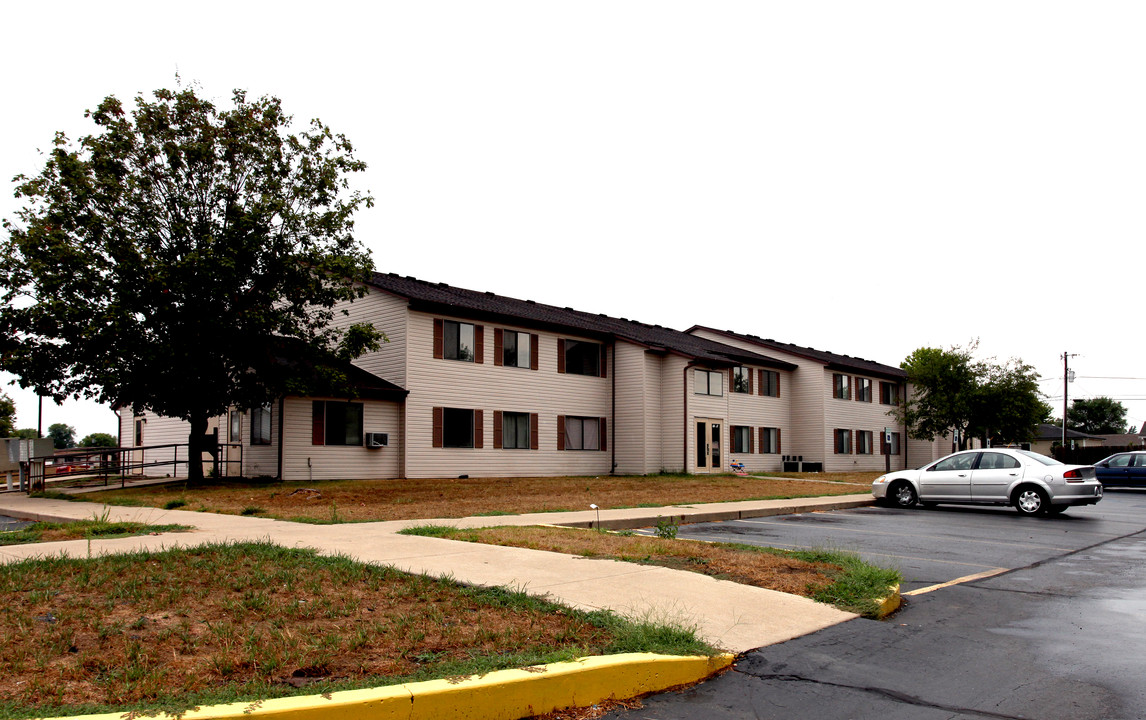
[873,584,902,619]
[45,653,735,720]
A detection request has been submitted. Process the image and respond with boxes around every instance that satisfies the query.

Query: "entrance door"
[695,418,723,473]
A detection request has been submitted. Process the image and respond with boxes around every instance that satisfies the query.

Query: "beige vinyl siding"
[119,409,223,478]
[688,367,730,473]
[280,396,401,481]
[727,371,791,473]
[822,369,906,472]
[613,341,647,475]
[403,310,612,478]
[658,355,688,473]
[239,405,279,478]
[333,287,409,389]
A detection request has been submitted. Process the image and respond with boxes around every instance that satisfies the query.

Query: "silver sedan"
[872,448,1102,516]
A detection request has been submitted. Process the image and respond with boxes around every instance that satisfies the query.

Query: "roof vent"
[526,299,536,304]
[405,275,416,280]
[437,282,449,287]
[484,291,494,296]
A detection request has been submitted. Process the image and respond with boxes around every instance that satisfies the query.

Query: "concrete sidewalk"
[0,492,874,654]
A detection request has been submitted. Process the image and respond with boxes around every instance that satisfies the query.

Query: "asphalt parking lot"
[674,489,1146,594]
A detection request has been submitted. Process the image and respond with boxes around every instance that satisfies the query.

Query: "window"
[834,429,852,454]
[882,431,901,456]
[134,418,144,446]
[251,405,272,446]
[833,374,850,400]
[880,382,901,405]
[229,411,241,443]
[499,330,533,369]
[311,401,364,446]
[561,339,604,377]
[497,411,535,450]
[856,378,872,403]
[1108,454,1133,468]
[444,320,476,362]
[857,430,873,455]
[760,370,780,398]
[732,367,752,394]
[443,408,475,448]
[760,427,780,454]
[932,453,976,472]
[732,426,753,454]
[560,416,605,451]
[695,369,723,396]
[978,452,1021,470]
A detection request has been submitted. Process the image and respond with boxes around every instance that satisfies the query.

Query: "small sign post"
[884,428,894,473]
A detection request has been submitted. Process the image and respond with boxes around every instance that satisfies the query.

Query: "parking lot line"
[904,568,1009,596]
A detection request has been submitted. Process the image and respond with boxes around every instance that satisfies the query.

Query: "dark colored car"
[1093,451,1146,487]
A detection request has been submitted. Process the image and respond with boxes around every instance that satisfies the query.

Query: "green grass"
[0,518,191,546]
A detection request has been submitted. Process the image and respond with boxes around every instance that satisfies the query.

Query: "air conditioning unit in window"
[366,432,389,448]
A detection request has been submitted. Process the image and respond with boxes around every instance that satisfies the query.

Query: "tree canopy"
[0,392,15,437]
[79,432,117,447]
[1066,397,1128,435]
[895,343,1050,449]
[48,422,76,449]
[1,85,380,480]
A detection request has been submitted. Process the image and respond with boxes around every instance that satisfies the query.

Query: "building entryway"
[695,418,723,473]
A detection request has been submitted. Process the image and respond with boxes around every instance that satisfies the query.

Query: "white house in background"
[119,273,949,480]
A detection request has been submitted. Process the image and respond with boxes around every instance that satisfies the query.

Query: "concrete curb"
[873,584,903,619]
[44,653,735,720]
[558,498,875,531]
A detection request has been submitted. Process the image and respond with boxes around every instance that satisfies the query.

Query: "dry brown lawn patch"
[0,541,709,718]
[72,473,872,523]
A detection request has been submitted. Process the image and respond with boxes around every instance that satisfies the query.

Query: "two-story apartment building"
[119,273,947,480]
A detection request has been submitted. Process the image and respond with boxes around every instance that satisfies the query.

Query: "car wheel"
[889,481,917,508]
[1014,486,1048,515]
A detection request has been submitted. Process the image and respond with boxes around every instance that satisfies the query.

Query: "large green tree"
[1066,397,1128,435]
[1,85,380,481]
[896,343,1048,449]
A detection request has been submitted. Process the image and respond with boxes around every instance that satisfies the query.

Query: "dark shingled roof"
[1034,424,1104,441]
[366,273,797,370]
[685,325,907,381]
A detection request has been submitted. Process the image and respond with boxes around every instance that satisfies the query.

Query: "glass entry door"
[695,418,723,473]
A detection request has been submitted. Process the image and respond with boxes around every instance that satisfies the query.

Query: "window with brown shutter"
[557,340,566,374]
[493,410,503,448]
[599,417,607,452]
[433,319,443,359]
[530,334,539,370]
[777,428,782,454]
[557,415,565,450]
[530,413,539,449]
[312,401,325,445]
[494,329,503,366]
[474,326,484,364]
[474,409,484,447]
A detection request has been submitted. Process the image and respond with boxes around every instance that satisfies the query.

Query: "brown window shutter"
[749,427,755,454]
[311,401,325,445]
[758,427,765,454]
[600,345,608,378]
[494,329,503,366]
[473,409,484,448]
[880,431,886,454]
[530,334,539,370]
[557,339,566,374]
[432,407,443,448]
[557,415,565,450]
[599,417,607,451]
[474,326,484,364]
[776,374,781,399]
[757,369,764,396]
[433,319,443,359]
[747,368,753,394]
[777,428,782,454]
[493,410,503,449]
[530,413,539,450]
[834,430,840,454]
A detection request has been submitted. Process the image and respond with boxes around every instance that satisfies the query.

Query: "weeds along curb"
[46,652,735,720]
[874,584,903,619]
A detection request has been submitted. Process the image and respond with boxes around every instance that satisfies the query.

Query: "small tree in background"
[1066,397,1129,435]
[79,432,117,447]
[1,84,380,482]
[0,392,15,437]
[48,422,76,449]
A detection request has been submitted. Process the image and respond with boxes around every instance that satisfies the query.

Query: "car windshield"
[1017,450,1061,466]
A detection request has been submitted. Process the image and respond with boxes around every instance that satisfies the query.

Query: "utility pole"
[1061,352,1078,450]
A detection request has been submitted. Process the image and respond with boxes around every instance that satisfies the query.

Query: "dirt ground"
[78,473,874,523]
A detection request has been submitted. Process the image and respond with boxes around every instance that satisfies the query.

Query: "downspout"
[276,397,285,481]
[682,361,700,472]
[610,341,616,474]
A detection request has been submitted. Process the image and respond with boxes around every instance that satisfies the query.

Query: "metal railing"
[20,442,244,492]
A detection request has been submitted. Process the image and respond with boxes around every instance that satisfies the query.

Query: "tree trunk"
[186,412,208,485]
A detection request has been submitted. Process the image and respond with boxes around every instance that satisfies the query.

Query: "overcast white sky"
[2,1,1143,442]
